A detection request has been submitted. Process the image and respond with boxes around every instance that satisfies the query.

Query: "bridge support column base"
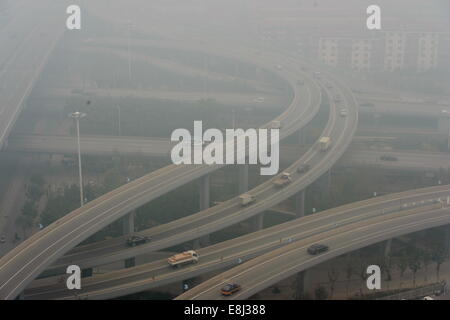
[295,190,306,218]
[193,239,200,249]
[250,213,264,232]
[200,235,210,247]
[123,211,135,235]
[124,257,136,268]
[193,235,210,249]
[295,270,310,299]
[384,238,392,259]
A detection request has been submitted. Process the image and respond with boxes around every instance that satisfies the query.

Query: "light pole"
[69,111,86,207]
[126,20,134,85]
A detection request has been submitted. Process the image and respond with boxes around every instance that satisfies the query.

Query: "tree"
[421,249,432,283]
[21,200,37,219]
[431,244,448,281]
[327,265,340,298]
[15,214,33,238]
[314,286,328,300]
[30,174,45,187]
[397,251,408,279]
[344,258,355,297]
[407,249,422,288]
[358,258,369,294]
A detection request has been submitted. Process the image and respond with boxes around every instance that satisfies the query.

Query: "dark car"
[307,244,329,255]
[297,164,310,174]
[380,155,398,161]
[126,235,151,247]
[0,235,5,243]
[221,283,241,296]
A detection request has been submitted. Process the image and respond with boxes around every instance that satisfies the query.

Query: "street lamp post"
[69,112,86,207]
[126,20,134,85]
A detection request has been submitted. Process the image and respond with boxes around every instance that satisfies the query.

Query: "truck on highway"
[273,172,292,187]
[168,250,199,268]
[340,108,348,117]
[239,193,256,206]
[318,137,331,151]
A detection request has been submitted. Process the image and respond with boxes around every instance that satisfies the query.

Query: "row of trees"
[340,235,448,299]
[15,175,46,237]
[288,229,449,300]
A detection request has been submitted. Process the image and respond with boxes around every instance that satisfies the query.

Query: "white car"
[340,108,348,117]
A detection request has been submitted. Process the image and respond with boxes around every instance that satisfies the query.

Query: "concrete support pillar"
[238,164,249,194]
[123,212,135,268]
[250,213,264,232]
[200,235,210,247]
[122,211,135,235]
[196,175,211,247]
[124,257,135,268]
[295,190,306,218]
[193,235,210,248]
[199,175,210,211]
[384,238,392,259]
[193,239,201,249]
[295,270,310,298]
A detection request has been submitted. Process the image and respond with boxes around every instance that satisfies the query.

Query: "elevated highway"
[0,0,443,302]
[178,196,450,299]
[0,0,65,150]
[23,185,450,299]
[35,67,357,276]
[0,43,323,299]
[9,134,450,172]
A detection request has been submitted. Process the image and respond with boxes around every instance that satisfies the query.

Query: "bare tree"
[431,244,448,281]
[344,258,355,297]
[358,258,369,295]
[421,249,431,283]
[397,251,408,278]
[327,265,340,299]
[407,249,422,288]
